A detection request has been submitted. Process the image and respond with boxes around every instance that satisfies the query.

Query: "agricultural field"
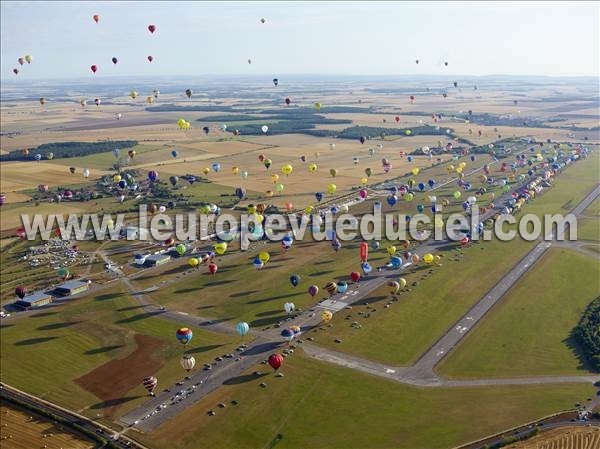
[0,285,240,422]
[509,425,600,449]
[131,352,595,449]
[0,403,94,449]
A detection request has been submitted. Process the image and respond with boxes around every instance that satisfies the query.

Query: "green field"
[134,352,594,449]
[0,285,239,422]
[577,218,600,242]
[438,248,600,378]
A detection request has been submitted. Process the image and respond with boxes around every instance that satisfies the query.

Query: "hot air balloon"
[284,302,296,314]
[282,164,293,175]
[285,97,291,105]
[321,310,333,323]
[388,281,400,295]
[142,376,158,396]
[25,55,32,64]
[308,285,319,297]
[236,322,250,337]
[208,263,218,274]
[281,328,294,342]
[180,355,196,372]
[188,257,199,268]
[15,286,27,299]
[90,65,98,74]
[148,24,156,33]
[176,328,193,346]
[13,68,18,75]
[268,353,283,371]
[148,170,158,181]
[147,55,154,62]
[258,251,270,264]
[324,281,337,296]
[93,14,100,23]
[272,78,278,86]
[94,98,101,106]
[112,57,118,64]
[336,281,348,294]
[289,274,300,287]
[39,97,46,106]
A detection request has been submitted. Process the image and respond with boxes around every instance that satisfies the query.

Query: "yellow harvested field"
[0,201,88,231]
[509,425,600,449]
[0,404,94,449]
[0,161,100,192]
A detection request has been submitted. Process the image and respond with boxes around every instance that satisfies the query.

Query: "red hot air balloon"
[359,242,368,262]
[409,95,415,103]
[350,271,361,283]
[268,353,283,371]
[147,55,154,62]
[208,263,218,274]
[16,227,27,239]
[395,116,400,123]
[90,65,98,74]
[15,286,27,299]
[148,24,156,33]
[93,14,100,23]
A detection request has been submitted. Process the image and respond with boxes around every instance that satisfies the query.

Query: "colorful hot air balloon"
[142,376,158,396]
[268,353,283,371]
[281,328,294,342]
[324,281,337,296]
[176,328,193,345]
[15,286,27,299]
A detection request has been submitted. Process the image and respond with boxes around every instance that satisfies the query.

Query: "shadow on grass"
[185,344,224,355]
[205,279,237,287]
[116,305,146,312]
[15,336,59,346]
[255,310,281,317]
[357,295,388,306]
[96,292,122,301]
[115,311,163,324]
[309,270,334,277]
[247,292,301,304]
[29,311,58,318]
[230,290,259,298]
[84,345,124,355]
[36,321,80,331]
[223,372,268,385]
[90,396,141,409]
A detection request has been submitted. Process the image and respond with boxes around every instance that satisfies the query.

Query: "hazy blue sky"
[2,1,599,80]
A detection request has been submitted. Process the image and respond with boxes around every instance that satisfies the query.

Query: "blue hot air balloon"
[236,322,250,336]
[290,274,300,287]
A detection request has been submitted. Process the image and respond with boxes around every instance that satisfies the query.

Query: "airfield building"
[53,279,90,297]
[145,254,171,267]
[15,291,53,309]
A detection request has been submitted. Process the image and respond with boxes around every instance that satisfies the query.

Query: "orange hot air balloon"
[359,242,368,262]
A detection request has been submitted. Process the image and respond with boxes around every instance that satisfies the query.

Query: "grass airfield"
[1,76,599,448]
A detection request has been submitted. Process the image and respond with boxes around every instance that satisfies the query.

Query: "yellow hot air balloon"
[247,204,257,214]
[447,164,455,172]
[327,184,337,194]
[423,253,434,264]
[271,174,279,184]
[202,167,210,175]
[321,310,333,323]
[459,162,466,168]
[214,242,228,255]
[434,255,441,264]
[456,167,463,174]
[113,175,122,183]
[308,163,318,173]
[25,55,33,64]
[146,96,154,104]
[305,205,314,214]
[130,90,138,99]
[232,166,240,175]
[265,190,274,197]
[188,257,199,267]
[314,102,322,110]
[282,164,293,175]
[258,251,270,264]
[360,177,368,185]
[387,245,397,256]
[398,277,407,289]
[329,168,338,177]
[388,281,400,295]
[411,167,420,176]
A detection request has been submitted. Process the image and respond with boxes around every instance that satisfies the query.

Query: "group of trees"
[1,140,137,161]
[574,296,600,371]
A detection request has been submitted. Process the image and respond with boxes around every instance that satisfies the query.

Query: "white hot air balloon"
[82,168,90,178]
[261,125,269,134]
[284,302,296,314]
[180,355,196,372]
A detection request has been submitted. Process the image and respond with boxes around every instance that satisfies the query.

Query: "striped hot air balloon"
[142,376,158,396]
